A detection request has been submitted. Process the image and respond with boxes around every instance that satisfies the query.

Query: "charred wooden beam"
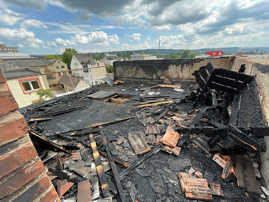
[103,136,127,202]
[87,116,135,128]
[209,121,259,151]
[89,134,110,198]
[29,130,70,154]
[119,147,160,180]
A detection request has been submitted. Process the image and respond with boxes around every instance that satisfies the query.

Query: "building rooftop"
[74,53,97,65]
[59,73,81,89]
[0,63,42,80]
[3,58,48,67]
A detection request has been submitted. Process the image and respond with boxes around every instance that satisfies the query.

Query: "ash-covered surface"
[21,78,268,202]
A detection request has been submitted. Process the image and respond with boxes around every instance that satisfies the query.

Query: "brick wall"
[113,57,234,81]
[0,71,59,201]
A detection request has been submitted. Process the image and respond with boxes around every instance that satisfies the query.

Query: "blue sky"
[0,0,269,54]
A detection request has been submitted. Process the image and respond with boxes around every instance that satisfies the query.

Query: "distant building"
[71,53,107,85]
[59,72,88,92]
[130,54,158,60]
[42,59,69,87]
[2,58,69,88]
[0,52,32,60]
[0,44,18,53]
[0,63,50,107]
[105,53,118,58]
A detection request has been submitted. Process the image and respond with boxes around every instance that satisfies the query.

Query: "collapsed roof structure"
[16,58,269,202]
[2,56,269,202]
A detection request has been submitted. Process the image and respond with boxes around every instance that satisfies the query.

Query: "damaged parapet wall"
[232,56,269,189]
[114,57,234,81]
[0,71,59,202]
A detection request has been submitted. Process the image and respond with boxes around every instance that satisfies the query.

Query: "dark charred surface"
[20,77,267,201]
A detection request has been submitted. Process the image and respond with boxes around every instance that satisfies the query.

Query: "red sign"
[205,50,223,57]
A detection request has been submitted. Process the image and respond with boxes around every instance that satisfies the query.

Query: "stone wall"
[0,71,59,201]
[114,57,234,81]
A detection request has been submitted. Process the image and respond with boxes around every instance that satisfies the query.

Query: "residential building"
[59,72,88,93]
[71,53,107,85]
[2,58,69,87]
[0,44,18,53]
[0,44,32,60]
[42,59,69,87]
[0,63,50,107]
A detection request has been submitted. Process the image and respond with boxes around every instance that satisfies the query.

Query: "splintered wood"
[128,131,151,155]
[135,100,174,108]
[152,84,181,89]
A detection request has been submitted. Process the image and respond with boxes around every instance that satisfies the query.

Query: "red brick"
[0,141,38,179]
[0,94,18,116]
[0,111,29,145]
[0,83,9,94]
[0,160,45,198]
[0,71,6,83]
[13,175,51,202]
[40,187,59,202]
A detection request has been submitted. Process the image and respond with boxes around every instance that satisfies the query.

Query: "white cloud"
[0,9,22,26]
[5,0,47,10]
[47,22,91,34]
[55,37,74,46]
[130,33,141,41]
[54,31,120,50]
[21,19,47,29]
[0,28,43,48]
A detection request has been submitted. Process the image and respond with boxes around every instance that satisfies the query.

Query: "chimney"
[0,71,59,201]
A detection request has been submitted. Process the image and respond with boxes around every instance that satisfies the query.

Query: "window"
[20,79,41,93]
[62,66,65,69]
[56,66,60,69]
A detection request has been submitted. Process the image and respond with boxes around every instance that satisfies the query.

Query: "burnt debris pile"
[21,64,269,202]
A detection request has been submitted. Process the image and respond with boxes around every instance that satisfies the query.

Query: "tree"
[106,65,114,73]
[180,50,196,58]
[62,48,77,69]
[94,53,105,60]
[45,55,60,60]
[37,89,54,99]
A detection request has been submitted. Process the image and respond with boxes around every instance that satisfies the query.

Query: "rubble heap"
[21,63,269,202]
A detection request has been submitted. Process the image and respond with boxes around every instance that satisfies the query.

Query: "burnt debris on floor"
[20,63,269,202]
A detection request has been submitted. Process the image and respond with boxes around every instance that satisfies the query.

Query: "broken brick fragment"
[177,172,213,200]
[162,145,181,156]
[194,171,203,178]
[210,183,224,197]
[77,180,92,202]
[160,127,180,147]
[56,179,74,197]
[213,153,234,179]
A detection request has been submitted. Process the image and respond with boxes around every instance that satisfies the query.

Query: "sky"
[0,0,269,54]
